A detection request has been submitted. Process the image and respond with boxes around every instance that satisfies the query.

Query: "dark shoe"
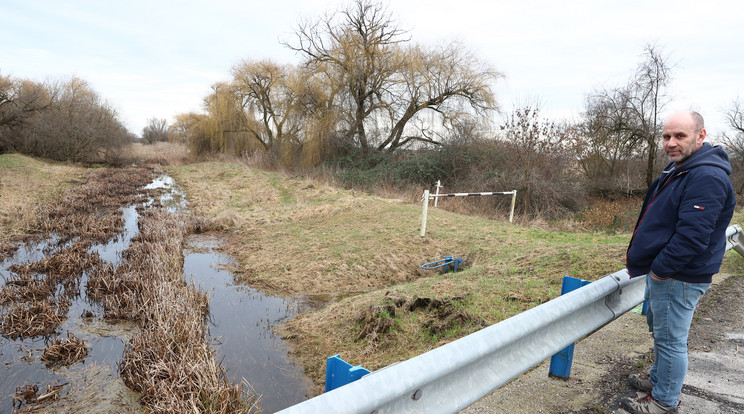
[621,392,678,414]
[628,373,654,392]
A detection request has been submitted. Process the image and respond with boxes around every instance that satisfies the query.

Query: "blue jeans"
[644,275,709,407]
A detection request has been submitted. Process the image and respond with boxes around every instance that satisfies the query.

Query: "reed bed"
[1,299,69,339]
[11,242,102,287]
[2,164,256,412]
[88,209,258,413]
[41,331,88,367]
[41,166,155,241]
[0,273,54,304]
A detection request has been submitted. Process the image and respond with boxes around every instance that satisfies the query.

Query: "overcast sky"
[2,0,742,137]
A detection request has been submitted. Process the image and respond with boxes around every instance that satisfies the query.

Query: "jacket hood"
[667,142,732,175]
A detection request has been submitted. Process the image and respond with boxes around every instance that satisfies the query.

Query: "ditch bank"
[0,166,314,413]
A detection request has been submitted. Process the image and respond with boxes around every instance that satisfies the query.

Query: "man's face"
[662,113,706,166]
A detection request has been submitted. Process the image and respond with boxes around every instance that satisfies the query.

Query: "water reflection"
[183,235,312,413]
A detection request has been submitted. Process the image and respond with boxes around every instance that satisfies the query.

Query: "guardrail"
[277,224,744,414]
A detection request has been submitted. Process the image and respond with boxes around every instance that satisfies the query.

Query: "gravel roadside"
[462,272,744,413]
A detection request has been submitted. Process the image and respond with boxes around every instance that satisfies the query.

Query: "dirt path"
[463,272,744,413]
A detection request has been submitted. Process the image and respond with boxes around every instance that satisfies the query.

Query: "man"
[623,111,736,414]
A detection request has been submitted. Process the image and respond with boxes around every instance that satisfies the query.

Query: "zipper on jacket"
[626,169,690,275]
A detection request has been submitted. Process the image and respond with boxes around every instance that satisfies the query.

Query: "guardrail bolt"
[412,389,422,400]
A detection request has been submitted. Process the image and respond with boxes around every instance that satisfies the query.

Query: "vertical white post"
[509,190,517,223]
[434,180,442,208]
[420,190,430,237]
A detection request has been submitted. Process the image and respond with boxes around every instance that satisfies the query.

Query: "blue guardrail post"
[325,354,371,392]
[548,276,591,379]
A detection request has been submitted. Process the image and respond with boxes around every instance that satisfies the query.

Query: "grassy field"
[167,161,663,392]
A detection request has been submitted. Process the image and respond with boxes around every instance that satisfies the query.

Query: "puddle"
[89,205,139,265]
[183,235,313,413]
[144,174,187,212]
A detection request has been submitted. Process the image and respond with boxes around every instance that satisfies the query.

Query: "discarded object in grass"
[421,256,463,274]
[42,331,88,367]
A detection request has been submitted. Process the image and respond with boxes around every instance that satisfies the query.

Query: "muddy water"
[0,174,313,412]
[184,235,313,413]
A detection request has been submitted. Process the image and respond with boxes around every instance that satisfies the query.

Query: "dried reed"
[13,381,67,412]
[88,208,257,412]
[41,331,88,367]
[0,273,54,304]
[0,299,69,339]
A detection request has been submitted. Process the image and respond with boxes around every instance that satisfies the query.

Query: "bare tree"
[285,0,501,154]
[378,42,501,152]
[141,118,169,144]
[8,76,131,162]
[721,98,744,158]
[0,75,54,152]
[230,60,306,152]
[583,44,672,187]
[285,0,407,151]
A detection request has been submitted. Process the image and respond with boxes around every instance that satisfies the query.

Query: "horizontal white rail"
[430,191,517,197]
[278,225,744,414]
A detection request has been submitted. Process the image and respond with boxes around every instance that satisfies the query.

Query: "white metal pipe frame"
[277,224,744,414]
[420,189,518,237]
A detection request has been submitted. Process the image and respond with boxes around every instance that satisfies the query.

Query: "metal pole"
[509,190,517,223]
[420,190,430,237]
[434,180,442,208]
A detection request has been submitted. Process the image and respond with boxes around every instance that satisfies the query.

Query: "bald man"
[623,111,736,413]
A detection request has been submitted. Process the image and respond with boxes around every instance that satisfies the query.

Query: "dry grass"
[109,209,258,413]
[41,166,155,241]
[1,299,69,339]
[1,159,257,413]
[126,142,191,166]
[168,160,637,391]
[0,154,84,246]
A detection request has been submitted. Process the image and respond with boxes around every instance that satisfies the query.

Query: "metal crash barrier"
[277,225,744,414]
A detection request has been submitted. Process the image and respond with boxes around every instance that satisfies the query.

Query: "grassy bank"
[0,153,85,248]
[169,161,642,391]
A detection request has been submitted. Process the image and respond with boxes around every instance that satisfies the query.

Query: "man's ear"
[697,128,707,147]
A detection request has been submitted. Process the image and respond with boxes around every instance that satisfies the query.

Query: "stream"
[0,174,313,413]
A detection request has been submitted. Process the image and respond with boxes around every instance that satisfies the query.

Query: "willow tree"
[231,60,315,153]
[285,0,500,153]
[379,42,501,151]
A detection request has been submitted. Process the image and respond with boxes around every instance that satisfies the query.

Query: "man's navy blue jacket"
[627,142,736,283]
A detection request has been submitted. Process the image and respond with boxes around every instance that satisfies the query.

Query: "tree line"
[158,0,744,217]
[3,0,743,219]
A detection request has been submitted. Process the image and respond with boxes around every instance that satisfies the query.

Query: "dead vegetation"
[87,208,257,413]
[1,299,69,339]
[13,381,67,412]
[1,161,257,413]
[41,331,88,367]
[0,242,103,340]
[41,166,155,242]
